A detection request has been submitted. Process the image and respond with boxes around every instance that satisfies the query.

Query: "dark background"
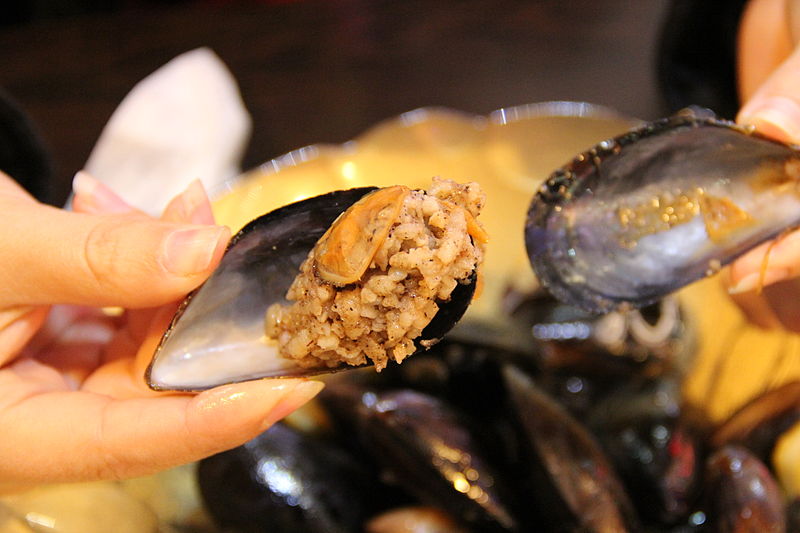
[0,0,744,205]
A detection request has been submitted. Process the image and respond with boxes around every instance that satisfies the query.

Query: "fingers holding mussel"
[147,178,487,391]
[525,107,800,313]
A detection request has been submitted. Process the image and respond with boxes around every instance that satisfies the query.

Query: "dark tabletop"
[0,0,673,205]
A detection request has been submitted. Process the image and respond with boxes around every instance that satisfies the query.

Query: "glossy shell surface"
[525,110,800,313]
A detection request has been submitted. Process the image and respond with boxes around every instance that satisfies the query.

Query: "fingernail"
[728,268,790,294]
[184,180,214,224]
[0,305,37,330]
[172,180,214,225]
[72,171,132,214]
[161,225,230,276]
[261,380,325,430]
[739,96,800,143]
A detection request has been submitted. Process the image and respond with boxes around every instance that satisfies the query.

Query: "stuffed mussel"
[525,107,800,313]
[147,177,487,391]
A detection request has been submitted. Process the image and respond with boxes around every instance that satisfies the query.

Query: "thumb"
[0,175,230,309]
[737,46,800,143]
[735,44,800,281]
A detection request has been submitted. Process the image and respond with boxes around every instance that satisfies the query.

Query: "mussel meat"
[147,179,485,391]
[525,107,800,313]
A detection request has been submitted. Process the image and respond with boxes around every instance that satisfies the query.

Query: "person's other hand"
[726,0,800,330]
[0,171,323,494]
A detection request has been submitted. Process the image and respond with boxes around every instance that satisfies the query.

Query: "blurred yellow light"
[341,161,357,180]
[452,474,470,493]
[292,193,311,203]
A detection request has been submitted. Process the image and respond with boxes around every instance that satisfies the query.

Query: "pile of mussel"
[180,108,800,532]
[194,290,799,532]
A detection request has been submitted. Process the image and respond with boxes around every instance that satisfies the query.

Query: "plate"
[212,102,638,325]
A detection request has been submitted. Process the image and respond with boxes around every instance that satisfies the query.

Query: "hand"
[725,0,800,330]
[0,171,323,493]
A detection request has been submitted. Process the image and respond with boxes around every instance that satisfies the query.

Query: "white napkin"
[82,47,252,215]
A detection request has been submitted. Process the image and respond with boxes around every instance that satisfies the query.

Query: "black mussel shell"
[711,380,800,461]
[787,498,800,533]
[502,365,641,532]
[376,337,522,418]
[319,338,528,486]
[526,107,800,313]
[197,422,384,533]
[146,187,478,391]
[704,445,786,533]
[587,376,706,526]
[346,388,520,532]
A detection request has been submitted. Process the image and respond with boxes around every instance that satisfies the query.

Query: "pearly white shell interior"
[147,248,304,390]
[147,187,377,391]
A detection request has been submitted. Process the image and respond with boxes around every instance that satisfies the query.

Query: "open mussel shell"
[146,187,477,391]
[525,107,800,313]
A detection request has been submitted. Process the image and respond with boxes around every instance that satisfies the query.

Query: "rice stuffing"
[264,177,487,371]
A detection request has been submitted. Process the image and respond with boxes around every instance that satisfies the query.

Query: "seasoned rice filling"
[264,177,486,371]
